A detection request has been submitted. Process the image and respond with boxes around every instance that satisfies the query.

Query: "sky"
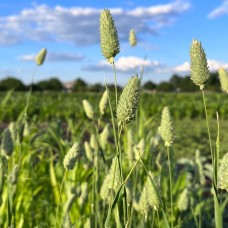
[0,0,228,86]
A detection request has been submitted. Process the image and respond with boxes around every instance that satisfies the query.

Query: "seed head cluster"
[117,75,141,127]
[35,48,47,66]
[160,107,174,147]
[100,9,120,64]
[190,39,210,90]
[63,142,79,170]
[129,29,137,47]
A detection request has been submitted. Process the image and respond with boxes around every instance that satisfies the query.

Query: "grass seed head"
[117,75,141,127]
[99,124,109,150]
[100,9,120,64]
[129,29,137,47]
[90,134,98,150]
[84,141,93,161]
[63,142,79,170]
[1,128,14,158]
[35,48,47,66]
[160,106,174,147]
[82,99,94,120]
[218,67,228,93]
[99,90,108,115]
[133,138,145,160]
[190,39,210,90]
[177,189,189,211]
[218,152,228,192]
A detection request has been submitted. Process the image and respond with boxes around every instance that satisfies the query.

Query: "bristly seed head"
[100,9,120,64]
[63,142,79,170]
[117,75,141,127]
[190,39,210,90]
[99,90,109,115]
[82,99,94,120]
[1,128,14,158]
[218,68,228,93]
[218,152,228,192]
[160,106,174,147]
[129,29,137,47]
[35,48,47,66]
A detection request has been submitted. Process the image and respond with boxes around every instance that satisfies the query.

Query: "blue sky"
[0,0,228,86]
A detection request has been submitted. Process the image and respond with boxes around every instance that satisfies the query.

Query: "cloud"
[82,56,165,73]
[208,0,228,18]
[18,51,84,62]
[172,59,228,73]
[0,1,190,46]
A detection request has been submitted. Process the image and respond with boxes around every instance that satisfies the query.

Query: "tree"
[47,78,63,91]
[36,78,63,91]
[72,78,87,92]
[157,82,174,92]
[143,81,157,90]
[0,77,26,91]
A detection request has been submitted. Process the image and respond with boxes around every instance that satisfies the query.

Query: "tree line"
[0,71,221,92]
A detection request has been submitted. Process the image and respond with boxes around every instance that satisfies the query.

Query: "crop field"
[0,9,228,228]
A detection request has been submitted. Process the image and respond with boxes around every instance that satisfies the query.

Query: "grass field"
[0,9,228,228]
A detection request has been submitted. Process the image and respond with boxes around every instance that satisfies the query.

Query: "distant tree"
[47,78,63,91]
[143,81,157,90]
[36,80,49,91]
[170,74,183,89]
[157,82,174,92]
[72,78,87,92]
[35,78,63,91]
[0,77,26,91]
[89,83,104,92]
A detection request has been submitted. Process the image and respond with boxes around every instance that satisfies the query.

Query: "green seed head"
[190,39,210,90]
[35,48,47,66]
[218,68,228,93]
[90,134,98,150]
[146,174,162,211]
[133,138,145,160]
[82,99,94,120]
[218,152,228,192]
[177,189,189,211]
[84,141,93,161]
[100,124,109,150]
[160,107,174,147]
[117,75,141,127]
[129,29,137,47]
[1,128,14,158]
[63,143,79,170]
[100,9,120,63]
[99,90,108,115]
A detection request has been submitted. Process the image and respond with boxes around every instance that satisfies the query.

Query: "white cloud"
[18,52,84,62]
[0,1,190,46]
[82,56,165,73]
[172,59,228,73]
[208,0,228,18]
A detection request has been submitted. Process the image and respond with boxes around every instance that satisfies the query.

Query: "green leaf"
[162,209,170,228]
[213,187,223,228]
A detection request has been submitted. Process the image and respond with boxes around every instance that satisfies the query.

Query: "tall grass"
[0,9,228,228]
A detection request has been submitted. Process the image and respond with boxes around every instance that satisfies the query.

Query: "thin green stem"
[167,146,173,228]
[55,170,67,228]
[201,90,213,163]
[112,62,118,108]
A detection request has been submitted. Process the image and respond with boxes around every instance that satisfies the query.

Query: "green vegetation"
[0,9,228,228]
